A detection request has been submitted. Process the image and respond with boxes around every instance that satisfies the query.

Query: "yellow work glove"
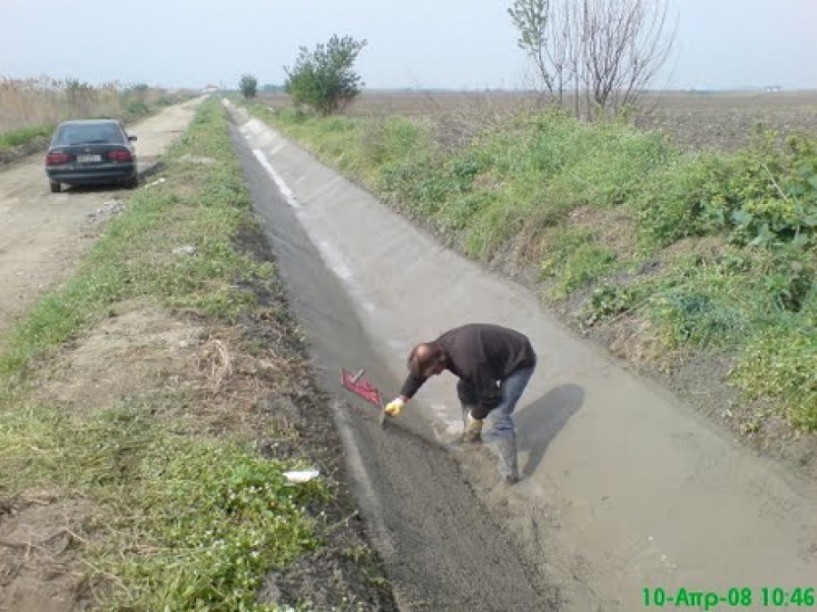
[384,397,405,417]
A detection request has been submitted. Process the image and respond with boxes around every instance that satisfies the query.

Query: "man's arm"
[399,373,427,401]
[385,373,428,417]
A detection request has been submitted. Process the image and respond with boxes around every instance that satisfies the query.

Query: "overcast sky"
[2,0,815,91]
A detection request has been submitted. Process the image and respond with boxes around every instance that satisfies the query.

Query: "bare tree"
[509,0,675,119]
[549,0,575,105]
[579,0,675,118]
[508,0,572,105]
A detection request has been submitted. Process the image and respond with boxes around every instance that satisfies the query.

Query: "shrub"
[635,129,817,250]
[239,74,258,99]
[634,152,732,247]
[124,100,149,117]
[284,35,367,115]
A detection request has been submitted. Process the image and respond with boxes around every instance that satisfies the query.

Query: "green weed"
[579,285,639,328]
[0,124,51,151]
[732,320,817,431]
[540,229,620,298]
[0,399,327,611]
[108,426,327,611]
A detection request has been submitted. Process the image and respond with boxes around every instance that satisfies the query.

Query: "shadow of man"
[515,383,584,478]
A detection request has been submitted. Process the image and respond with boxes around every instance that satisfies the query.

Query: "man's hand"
[384,397,405,417]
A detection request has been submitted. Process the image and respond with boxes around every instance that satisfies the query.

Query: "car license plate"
[76,154,101,163]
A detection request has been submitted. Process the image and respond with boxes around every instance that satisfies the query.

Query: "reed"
[0,76,171,133]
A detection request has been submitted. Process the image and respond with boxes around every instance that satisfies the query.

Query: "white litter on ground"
[283,468,320,483]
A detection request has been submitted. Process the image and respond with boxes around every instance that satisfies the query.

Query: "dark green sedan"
[45,119,138,193]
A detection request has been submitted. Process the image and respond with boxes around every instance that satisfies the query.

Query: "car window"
[55,124,124,145]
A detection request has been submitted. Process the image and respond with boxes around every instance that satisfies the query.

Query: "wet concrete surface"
[226,101,817,610]
[230,123,563,610]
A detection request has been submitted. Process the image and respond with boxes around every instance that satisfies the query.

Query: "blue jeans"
[488,367,535,438]
[457,367,535,437]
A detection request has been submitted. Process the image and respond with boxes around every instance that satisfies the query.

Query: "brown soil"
[0,490,96,612]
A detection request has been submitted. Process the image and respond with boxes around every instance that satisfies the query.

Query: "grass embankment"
[0,99,383,610]
[247,101,817,432]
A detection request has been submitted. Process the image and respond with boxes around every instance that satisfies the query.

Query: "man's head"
[407,342,447,378]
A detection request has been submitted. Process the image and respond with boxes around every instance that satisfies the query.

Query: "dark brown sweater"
[399,323,536,408]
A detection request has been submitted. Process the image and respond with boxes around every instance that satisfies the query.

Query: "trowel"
[340,367,390,428]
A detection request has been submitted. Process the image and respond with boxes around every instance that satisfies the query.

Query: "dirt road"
[0,99,202,342]
[228,101,817,610]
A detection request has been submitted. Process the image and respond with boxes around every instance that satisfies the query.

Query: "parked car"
[45,119,138,192]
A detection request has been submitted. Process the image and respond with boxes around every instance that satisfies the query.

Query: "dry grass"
[567,206,638,260]
[197,338,235,395]
[0,77,172,133]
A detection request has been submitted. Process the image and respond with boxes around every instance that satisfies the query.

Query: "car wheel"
[49,181,61,193]
[126,176,139,189]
